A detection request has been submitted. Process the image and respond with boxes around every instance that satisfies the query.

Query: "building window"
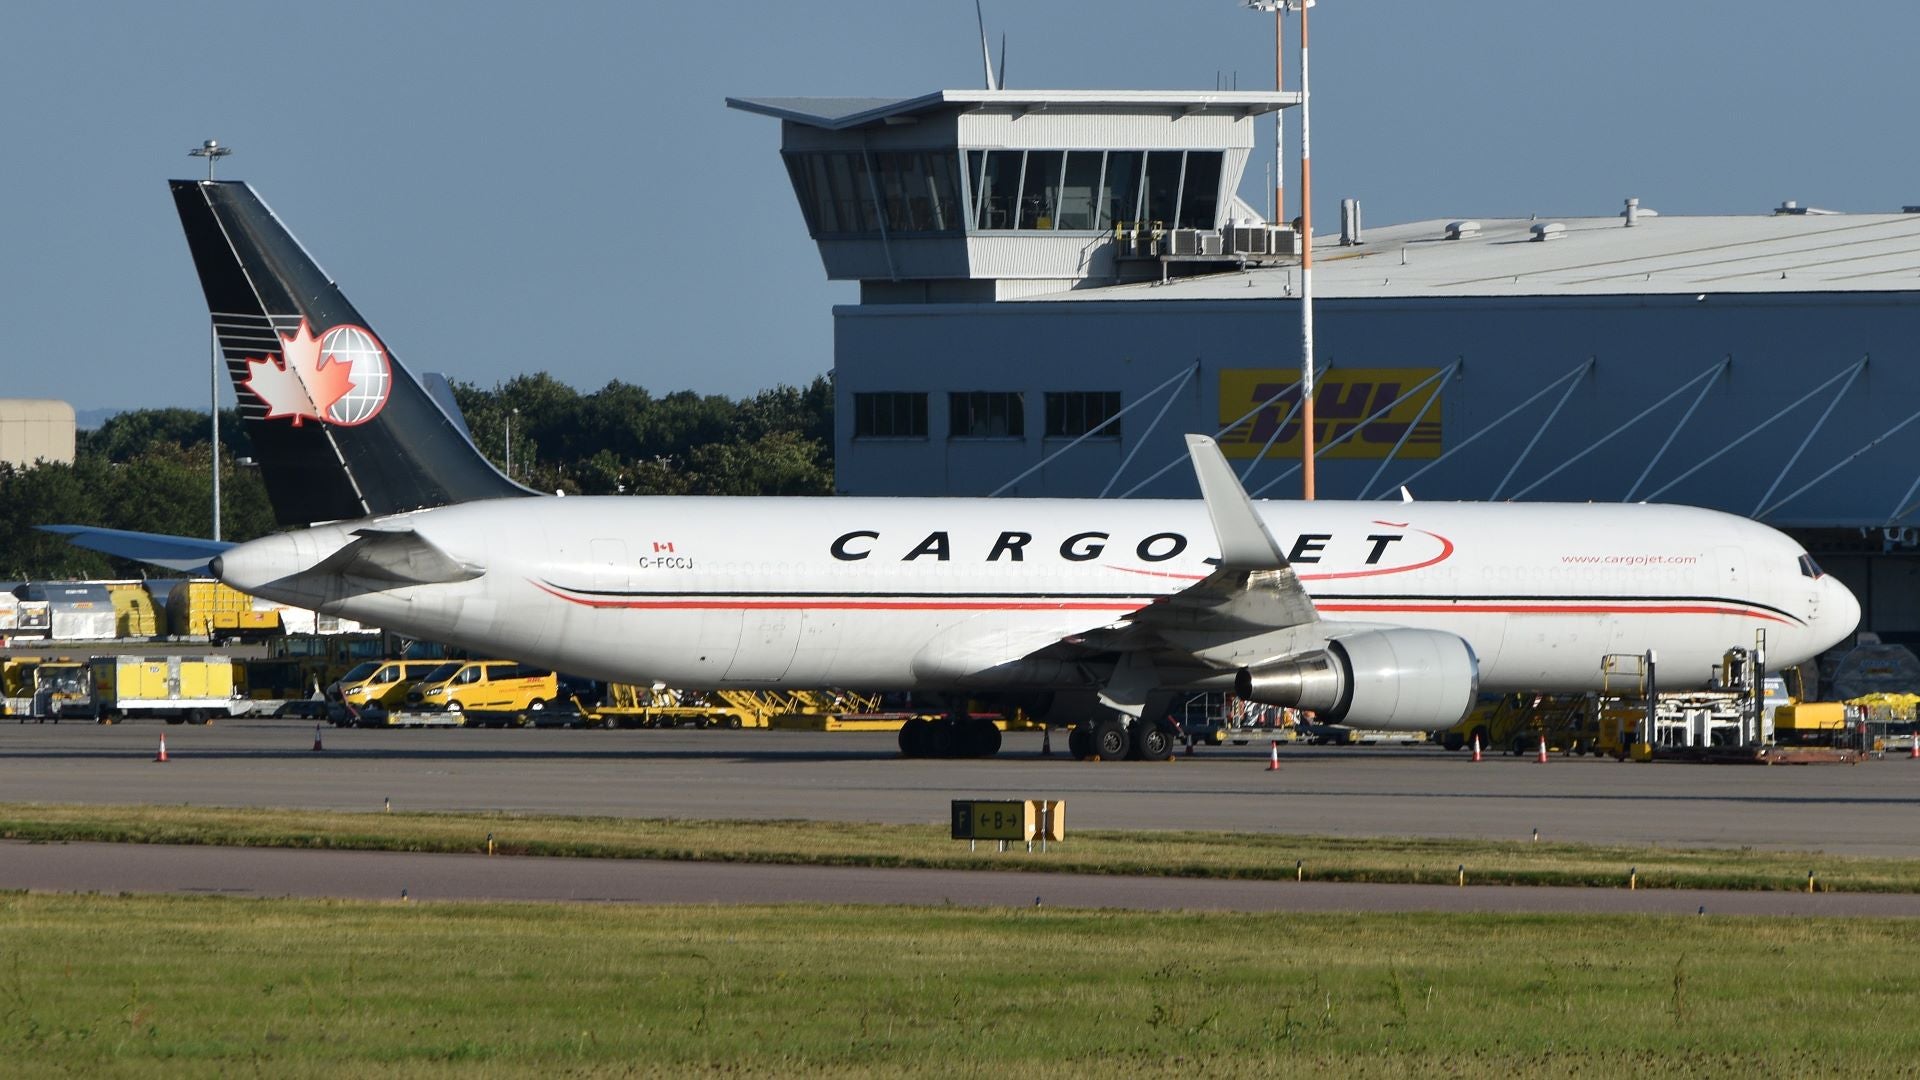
[853,392,928,438]
[1046,392,1122,438]
[964,149,1226,232]
[784,152,962,238]
[949,392,1024,439]
[1177,151,1222,229]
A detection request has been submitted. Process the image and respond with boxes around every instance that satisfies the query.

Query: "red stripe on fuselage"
[532,581,1795,624]
[530,580,1144,612]
[1318,602,1798,625]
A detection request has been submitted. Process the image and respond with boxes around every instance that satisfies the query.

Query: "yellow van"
[331,660,443,712]
[404,661,558,714]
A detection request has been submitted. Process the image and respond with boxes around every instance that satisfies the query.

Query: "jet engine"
[1234,628,1479,731]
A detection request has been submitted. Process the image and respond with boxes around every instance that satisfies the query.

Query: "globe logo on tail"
[241,319,392,427]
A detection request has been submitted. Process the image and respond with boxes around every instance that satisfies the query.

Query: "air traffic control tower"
[726,90,1298,303]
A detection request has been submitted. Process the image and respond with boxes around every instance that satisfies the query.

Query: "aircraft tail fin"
[169,179,535,527]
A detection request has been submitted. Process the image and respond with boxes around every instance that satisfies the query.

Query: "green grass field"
[0,802,1913,893]
[2,894,1917,1076]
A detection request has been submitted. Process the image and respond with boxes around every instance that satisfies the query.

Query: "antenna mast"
[974,0,998,90]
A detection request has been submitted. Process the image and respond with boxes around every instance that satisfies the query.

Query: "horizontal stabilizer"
[37,525,234,574]
[313,527,484,586]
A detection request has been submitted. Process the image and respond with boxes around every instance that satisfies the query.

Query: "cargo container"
[163,580,282,641]
[1,588,53,640]
[21,582,118,641]
[105,581,167,637]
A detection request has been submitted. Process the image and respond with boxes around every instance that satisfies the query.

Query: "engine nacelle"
[1234,628,1479,731]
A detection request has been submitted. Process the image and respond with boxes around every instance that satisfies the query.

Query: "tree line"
[0,375,833,581]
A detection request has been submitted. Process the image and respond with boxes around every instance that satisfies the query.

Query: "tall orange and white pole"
[1273,6,1285,226]
[1297,0,1316,500]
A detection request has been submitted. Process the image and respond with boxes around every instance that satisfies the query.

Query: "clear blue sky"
[4,1,1916,411]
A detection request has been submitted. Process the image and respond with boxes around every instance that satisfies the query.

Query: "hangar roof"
[726,89,1294,130]
[1023,210,1920,302]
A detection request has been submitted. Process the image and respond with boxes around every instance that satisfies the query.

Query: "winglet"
[1184,435,1290,570]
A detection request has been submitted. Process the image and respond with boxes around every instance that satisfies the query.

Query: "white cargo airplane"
[49,180,1860,761]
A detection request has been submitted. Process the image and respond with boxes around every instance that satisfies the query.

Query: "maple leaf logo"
[241,320,360,427]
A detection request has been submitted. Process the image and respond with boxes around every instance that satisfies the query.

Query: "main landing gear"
[1067,714,1178,762]
[897,714,1003,759]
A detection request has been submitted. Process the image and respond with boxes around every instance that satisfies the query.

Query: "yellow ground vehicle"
[331,660,443,712]
[1774,702,1850,746]
[270,632,387,687]
[23,661,92,721]
[403,661,558,714]
[86,656,238,723]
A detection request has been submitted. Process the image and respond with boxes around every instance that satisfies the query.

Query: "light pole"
[1244,2,1287,226]
[188,139,233,537]
[1245,1,1317,500]
[505,408,518,478]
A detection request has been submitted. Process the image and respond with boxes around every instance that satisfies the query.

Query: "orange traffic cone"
[1266,740,1281,771]
[1910,732,1918,760]
[154,734,169,763]
[1537,735,1549,764]
[1471,734,1483,763]
[312,723,325,752]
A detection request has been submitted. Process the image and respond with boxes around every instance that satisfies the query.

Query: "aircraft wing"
[36,525,234,574]
[312,527,484,586]
[1129,435,1319,634]
[952,437,1321,684]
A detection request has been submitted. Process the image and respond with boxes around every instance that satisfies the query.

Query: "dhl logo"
[1218,368,1443,460]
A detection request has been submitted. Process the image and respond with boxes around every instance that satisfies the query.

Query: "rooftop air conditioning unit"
[1445,220,1480,240]
[1168,229,1201,256]
[1200,231,1224,256]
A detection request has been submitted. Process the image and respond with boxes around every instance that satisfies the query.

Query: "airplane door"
[590,539,630,591]
[725,607,802,681]
[1715,546,1746,590]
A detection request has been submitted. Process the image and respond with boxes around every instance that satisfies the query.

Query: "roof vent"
[1530,222,1566,242]
[1444,220,1480,240]
[1776,199,1805,215]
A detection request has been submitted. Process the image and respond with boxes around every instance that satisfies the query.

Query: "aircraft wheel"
[899,717,931,757]
[926,718,959,758]
[1091,717,1130,761]
[725,716,743,729]
[1134,718,1176,761]
[1067,726,1091,760]
[970,717,1002,758]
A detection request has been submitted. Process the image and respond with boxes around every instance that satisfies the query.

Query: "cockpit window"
[1797,554,1824,579]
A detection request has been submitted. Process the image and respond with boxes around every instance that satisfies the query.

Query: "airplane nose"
[1827,575,1861,644]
